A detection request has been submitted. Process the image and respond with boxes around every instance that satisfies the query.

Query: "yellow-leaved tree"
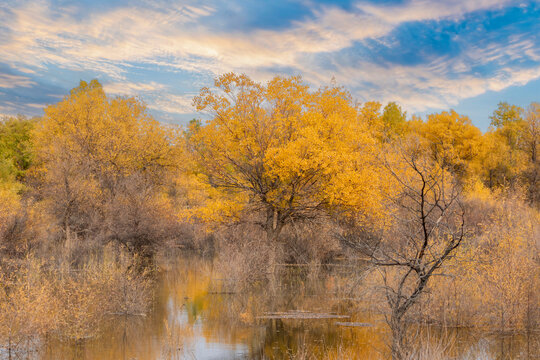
[187,73,384,242]
[33,80,179,253]
[418,110,483,179]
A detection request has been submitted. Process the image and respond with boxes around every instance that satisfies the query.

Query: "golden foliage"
[187,73,385,236]
[418,110,483,176]
[34,80,178,185]
[30,79,181,251]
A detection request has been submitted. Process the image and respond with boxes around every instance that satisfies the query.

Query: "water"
[36,255,537,360]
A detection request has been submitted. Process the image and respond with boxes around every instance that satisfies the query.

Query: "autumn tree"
[188,73,383,242]
[489,101,526,150]
[474,131,518,188]
[359,101,382,129]
[0,116,35,253]
[418,110,483,179]
[490,101,523,127]
[523,103,540,163]
[33,80,179,254]
[483,102,527,187]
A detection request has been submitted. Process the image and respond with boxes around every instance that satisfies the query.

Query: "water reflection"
[37,255,536,360]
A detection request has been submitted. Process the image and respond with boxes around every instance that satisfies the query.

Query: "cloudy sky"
[0,0,539,130]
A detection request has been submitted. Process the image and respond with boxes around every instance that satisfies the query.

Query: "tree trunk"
[390,310,406,360]
[264,207,284,286]
[265,207,283,242]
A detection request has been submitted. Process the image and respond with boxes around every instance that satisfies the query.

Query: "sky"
[0,0,539,130]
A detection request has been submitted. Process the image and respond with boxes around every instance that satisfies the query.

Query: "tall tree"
[188,73,384,242]
[490,101,525,150]
[33,80,178,253]
[0,116,34,249]
[419,110,482,178]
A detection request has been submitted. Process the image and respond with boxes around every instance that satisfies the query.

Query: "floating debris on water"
[335,322,374,327]
[257,310,350,320]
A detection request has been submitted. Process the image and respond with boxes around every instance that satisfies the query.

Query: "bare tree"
[341,138,469,359]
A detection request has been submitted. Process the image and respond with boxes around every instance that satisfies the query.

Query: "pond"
[38,255,536,360]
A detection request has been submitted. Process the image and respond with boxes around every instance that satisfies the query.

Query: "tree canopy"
[187,73,385,240]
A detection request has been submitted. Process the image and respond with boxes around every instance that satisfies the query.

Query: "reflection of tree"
[182,257,389,359]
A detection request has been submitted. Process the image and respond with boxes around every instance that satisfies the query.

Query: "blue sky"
[0,0,539,130]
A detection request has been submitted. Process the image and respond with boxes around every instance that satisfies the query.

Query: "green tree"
[0,115,35,183]
[381,102,407,138]
[490,102,525,150]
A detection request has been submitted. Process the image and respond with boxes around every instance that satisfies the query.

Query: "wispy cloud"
[0,73,36,88]
[358,0,512,24]
[0,0,516,76]
[0,0,538,122]
[323,35,540,111]
[103,81,168,96]
[147,94,197,115]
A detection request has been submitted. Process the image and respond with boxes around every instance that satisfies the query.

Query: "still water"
[40,256,536,360]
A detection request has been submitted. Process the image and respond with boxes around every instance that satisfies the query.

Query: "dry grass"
[0,244,153,357]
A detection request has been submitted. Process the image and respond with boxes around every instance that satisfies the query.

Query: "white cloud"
[358,0,512,24]
[25,103,47,109]
[0,104,16,115]
[327,59,540,112]
[0,100,45,116]
[0,73,36,88]
[103,81,167,95]
[0,0,537,116]
[0,0,514,78]
[147,94,196,115]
